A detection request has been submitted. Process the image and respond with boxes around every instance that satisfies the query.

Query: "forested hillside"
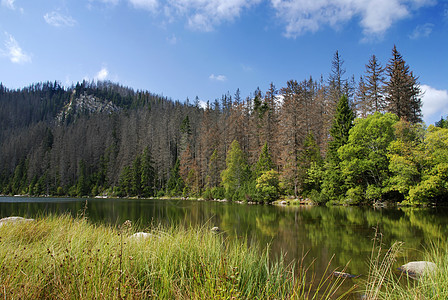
[1,47,447,205]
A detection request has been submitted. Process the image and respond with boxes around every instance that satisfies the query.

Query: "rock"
[130,232,152,239]
[332,271,360,278]
[280,200,287,205]
[211,227,220,232]
[398,261,436,279]
[0,216,34,227]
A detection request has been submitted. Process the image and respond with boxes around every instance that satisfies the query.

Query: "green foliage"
[435,116,448,129]
[255,170,281,203]
[327,95,355,162]
[389,124,448,205]
[254,142,274,177]
[221,140,252,201]
[338,112,398,204]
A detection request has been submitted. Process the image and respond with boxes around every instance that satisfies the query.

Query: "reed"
[0,215,353,299]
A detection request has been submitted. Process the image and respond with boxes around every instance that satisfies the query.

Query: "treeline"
[1,46,446,205]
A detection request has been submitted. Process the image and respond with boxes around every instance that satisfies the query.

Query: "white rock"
[130,232,152,239]
[0,216,34,227]
[211,227,220,232]
[399,261,436,278]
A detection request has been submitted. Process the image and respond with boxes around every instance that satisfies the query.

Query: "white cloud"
[129,0,158,11]
[270,0,435,38]
[209,74,227,81]
[421,84,448,124]
[1,0,15,9]
[44,11,77,27]
[167,0,261,31]
[95,67,109,81]
[1,33,31,64]
[409,23,434,39]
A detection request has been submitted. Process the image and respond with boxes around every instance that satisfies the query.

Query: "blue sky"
[1,0,447,125]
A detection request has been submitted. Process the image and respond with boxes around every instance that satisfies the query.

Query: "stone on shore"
[130,232,152,239]
[0,216,34,227]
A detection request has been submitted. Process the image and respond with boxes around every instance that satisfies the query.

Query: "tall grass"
[0,215,354,299]
[362,230,448,300]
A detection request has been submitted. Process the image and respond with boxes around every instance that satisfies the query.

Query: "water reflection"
[1,197,447,281]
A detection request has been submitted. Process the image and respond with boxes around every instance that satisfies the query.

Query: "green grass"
[362,230,448,300]
[0,215,354,299]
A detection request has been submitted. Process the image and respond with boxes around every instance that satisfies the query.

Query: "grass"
[0,214,355,299]
[362,230,448,300]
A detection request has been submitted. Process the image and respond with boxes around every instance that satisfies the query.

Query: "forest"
[1,46,447,206]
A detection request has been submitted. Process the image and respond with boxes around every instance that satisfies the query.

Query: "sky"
[0,0,447,125]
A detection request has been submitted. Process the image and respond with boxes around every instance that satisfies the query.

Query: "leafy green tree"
[338,112,398,204]
[221,140,251,201]
[256,170,281,203]
[391,125,448,204]
[386,120,425,200]
[299,133,322,194]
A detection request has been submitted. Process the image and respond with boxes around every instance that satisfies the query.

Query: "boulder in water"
[398,261,436,279]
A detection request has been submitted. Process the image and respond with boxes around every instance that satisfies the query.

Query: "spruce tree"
[385,45,422,123]
[327,95,355,162]
[365,54,386,114]
[255,142,274,177]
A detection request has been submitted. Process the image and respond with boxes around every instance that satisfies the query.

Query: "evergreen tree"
[166,158,184,196]
[385,45,422,123]
[364,54,387,114]
[221,140,251,200]
[327,95,355,162]
[255,142,274,177]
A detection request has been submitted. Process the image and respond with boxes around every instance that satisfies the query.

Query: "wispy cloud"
[209,74,227,82]
[44,11,77,27]
[166,34,177,44]
[271,0,436,38]
[166,0,261,31]
[421,84,448,124]
[1,33,31,64]
[1,0,14,9]
[129,0,158,11]
[95,67,109,81]
[409,23,434,39]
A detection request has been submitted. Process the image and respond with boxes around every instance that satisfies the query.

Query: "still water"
[1,196,448,285]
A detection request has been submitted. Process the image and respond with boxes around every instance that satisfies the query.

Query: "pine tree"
[166,158,184,196]
[385,45,422,123]
[364,54,386,114]
[255,142,274,178]
[221,140,251,200]
[327,95,355,162]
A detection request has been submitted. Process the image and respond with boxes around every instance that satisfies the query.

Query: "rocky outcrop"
[0,216,34,227]
[56,91,119,123]
[398,261,436,279]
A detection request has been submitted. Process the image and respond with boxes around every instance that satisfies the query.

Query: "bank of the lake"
[0,215,356,299]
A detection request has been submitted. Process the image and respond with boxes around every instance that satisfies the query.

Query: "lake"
[1,196,447,293]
